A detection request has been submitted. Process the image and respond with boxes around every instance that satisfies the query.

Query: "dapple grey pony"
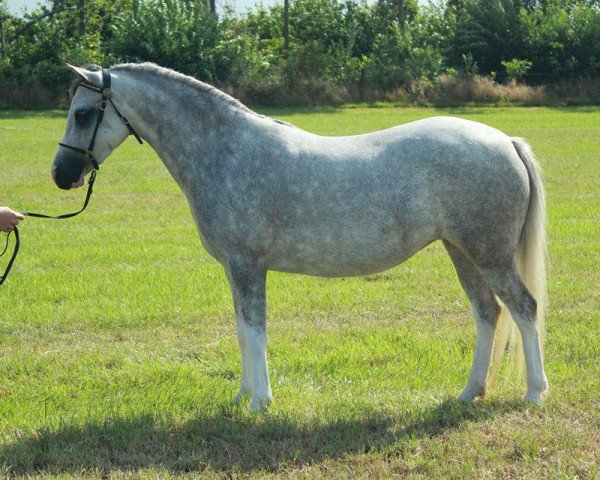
[52,63,548,411]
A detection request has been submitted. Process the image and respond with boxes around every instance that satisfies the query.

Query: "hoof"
[524,389,547,404]
[233,389,250,403]
[524,393,542,404]
[249,396,272,412]
[457,392,475,403]
[457,385,485,403]
[524,379,549,404]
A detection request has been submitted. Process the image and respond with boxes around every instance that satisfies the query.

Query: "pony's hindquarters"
[489,138,548,396]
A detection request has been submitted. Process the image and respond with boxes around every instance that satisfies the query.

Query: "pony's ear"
[65,63,103,89]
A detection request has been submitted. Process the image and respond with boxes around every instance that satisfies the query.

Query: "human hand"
[0,207,25,233]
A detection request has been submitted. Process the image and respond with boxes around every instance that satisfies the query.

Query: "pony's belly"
[265,233,428,277]
[269,254,413,277]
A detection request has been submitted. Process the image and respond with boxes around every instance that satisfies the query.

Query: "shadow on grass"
[0,398,522,476]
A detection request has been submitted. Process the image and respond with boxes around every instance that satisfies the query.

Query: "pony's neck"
[111,66,254,192]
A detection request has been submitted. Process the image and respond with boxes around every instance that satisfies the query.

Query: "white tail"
[489,138,547,389]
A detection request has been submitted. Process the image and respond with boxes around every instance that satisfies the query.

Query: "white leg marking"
[234,317,253,402]
[458,310,496,402]
[514,315,548,403]
[238,321,272,412]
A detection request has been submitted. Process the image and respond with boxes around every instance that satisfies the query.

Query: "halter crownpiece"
[59,67,143,171]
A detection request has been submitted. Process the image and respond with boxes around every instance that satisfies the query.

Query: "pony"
[51,63,548,411]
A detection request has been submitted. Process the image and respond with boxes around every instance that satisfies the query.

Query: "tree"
[283,0,290,53]
[375,0,417,29]
[209,0,215,14]
[0,0,7,59]
[397,0,406,27]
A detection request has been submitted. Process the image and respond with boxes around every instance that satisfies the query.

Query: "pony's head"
[52,64,132,189]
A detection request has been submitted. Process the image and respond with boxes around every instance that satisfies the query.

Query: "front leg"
[226,256,272,411]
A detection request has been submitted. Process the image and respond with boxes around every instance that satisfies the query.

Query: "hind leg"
[480,265,549,403]
[445,242,500,402]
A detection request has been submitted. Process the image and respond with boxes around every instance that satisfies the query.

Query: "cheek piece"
[59,67,143,171]
[0,68,144,287]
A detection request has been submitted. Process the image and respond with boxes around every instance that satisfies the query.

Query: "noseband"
[0,68,144,287]
[59,67,143,170]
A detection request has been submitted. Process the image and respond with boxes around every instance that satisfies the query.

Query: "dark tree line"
[1,0,600,106]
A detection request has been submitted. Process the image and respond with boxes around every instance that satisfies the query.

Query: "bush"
[1,0,600,107]
[501,59,533,82]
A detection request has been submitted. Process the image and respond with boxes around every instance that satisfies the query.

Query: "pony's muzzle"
[52,152,87,190]
[51,164,57,185]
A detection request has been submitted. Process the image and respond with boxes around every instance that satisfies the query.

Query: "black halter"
[59,67,143,169]
[0,68,143,287]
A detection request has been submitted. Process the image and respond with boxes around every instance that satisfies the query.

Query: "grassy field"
[0,106,598,479]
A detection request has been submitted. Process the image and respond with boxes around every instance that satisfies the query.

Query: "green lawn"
[0,107,598,479]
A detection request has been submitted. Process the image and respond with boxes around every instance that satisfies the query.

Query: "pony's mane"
[69,62,292,127]
[112,62,258,116]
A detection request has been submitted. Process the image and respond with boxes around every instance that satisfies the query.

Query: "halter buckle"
[100,100,107,111]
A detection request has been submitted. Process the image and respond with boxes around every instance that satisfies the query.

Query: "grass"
[0,106,598,479]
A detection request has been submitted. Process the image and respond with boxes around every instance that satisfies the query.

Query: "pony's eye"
[74,109,92,124]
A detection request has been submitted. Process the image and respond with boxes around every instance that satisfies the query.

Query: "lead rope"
[0,170,97,287]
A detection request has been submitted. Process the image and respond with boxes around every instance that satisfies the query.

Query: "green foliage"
[1,0,600,106]
[109,0,262,84]
[0,0,130,104]
[502,58,533,81]
[447,0,527,77]
[447,0,600,82]
[461,52,478,76]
